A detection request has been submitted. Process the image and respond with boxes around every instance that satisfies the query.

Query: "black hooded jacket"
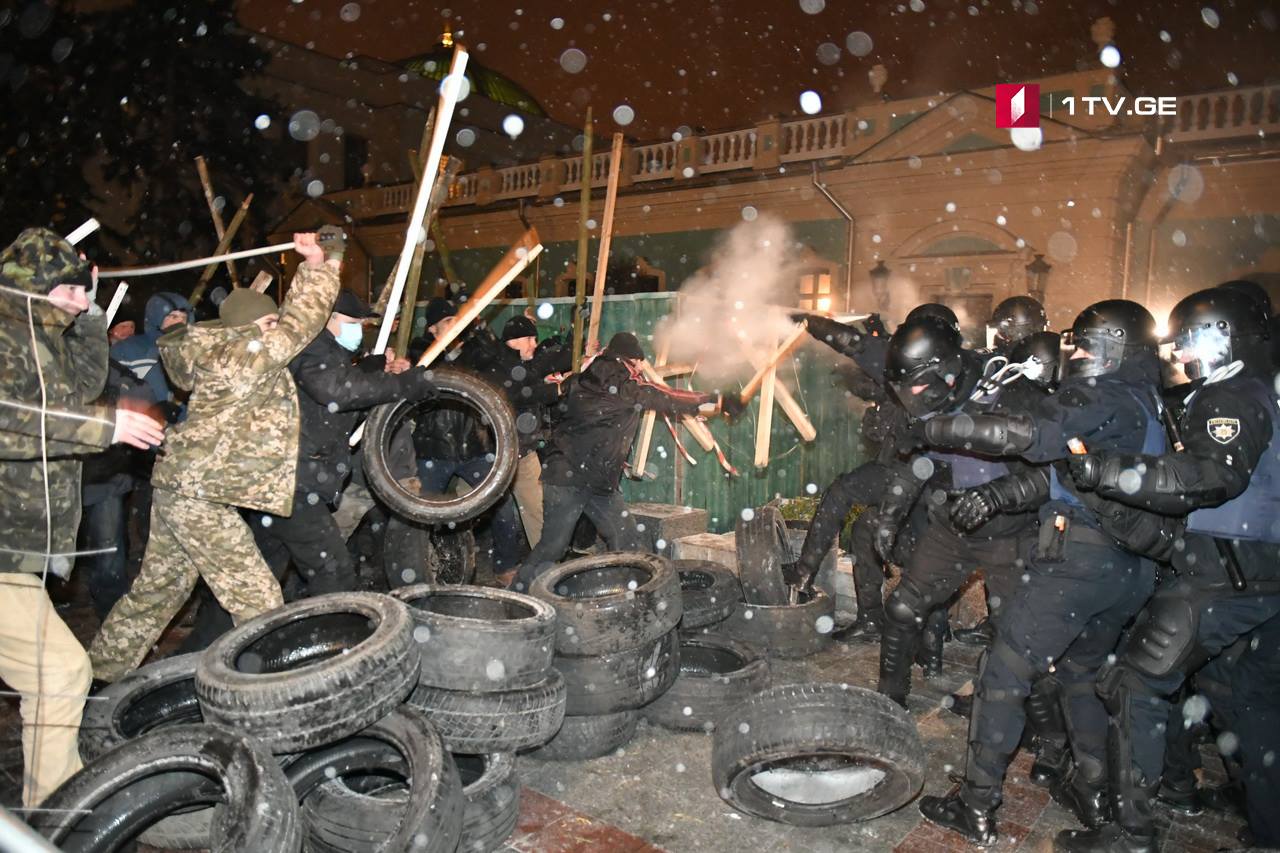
[540,354,710,494]
[478,339,572,455]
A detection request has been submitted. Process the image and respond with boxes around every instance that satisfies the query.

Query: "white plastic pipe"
[104,282,128,326]
[64,218,100,246]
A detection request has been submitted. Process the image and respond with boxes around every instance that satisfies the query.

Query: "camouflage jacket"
[152,262,339,515]
[0,230,114,576]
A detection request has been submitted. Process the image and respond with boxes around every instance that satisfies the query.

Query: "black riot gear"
[1061,299,1157,379]
[1217,279,1272,318]
[1010,330,1062,390]
[1165,287,1271,381]
[990,295,1048,352]
[884,316,967,419]
[904,302,960,332]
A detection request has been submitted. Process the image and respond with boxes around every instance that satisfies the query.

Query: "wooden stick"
[571,108,593,371]
[739,322,807,404]
[195,156,238,285]
[371,45,468,357]
[249,271,273,293]
[413,229,541,369]
[738,339,817,442]
[586,133,625,355]
[190,193,253,307]
[632,334,673,477]
[104,282,128,326]
[637,360,716,452]
[657,363,697,378]
[396,155,463,354]
[754,361,778,468]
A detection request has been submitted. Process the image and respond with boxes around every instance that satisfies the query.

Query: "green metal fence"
[415,292,870,534]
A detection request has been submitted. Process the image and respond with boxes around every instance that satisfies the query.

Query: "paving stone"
[629,502,709,557]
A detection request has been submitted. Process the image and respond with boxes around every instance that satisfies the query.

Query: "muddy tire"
[716,589,835,659]
[675,561,742,629]
[456,753,519,852]
[407,671,567,753]
[711,683,926,826]
[196,592,419,752]
[555,629,680,715]
[392,584,556,692]
[526,711,639,762]
[528,553,681,656]
[642,635,770,732]
[735,505,792,605]
[364,367,519,526]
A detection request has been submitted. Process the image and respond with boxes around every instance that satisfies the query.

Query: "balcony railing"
[328,85,1274,219]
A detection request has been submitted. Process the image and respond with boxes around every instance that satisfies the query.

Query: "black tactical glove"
[950,486,999,532]
[951,468,1050,531]
[1067,453,1102,490]
[873,518,900,564]
[719,392,747,421]
[893,419,929,456]
[789,311,811,324]
[317,225,347,262]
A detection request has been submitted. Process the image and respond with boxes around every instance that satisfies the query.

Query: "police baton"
[1157,406,1248,591]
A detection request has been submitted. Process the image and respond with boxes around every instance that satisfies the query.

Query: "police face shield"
[1059,330,1122,379]
[889,365,956,419]
[1169,325,1233,381]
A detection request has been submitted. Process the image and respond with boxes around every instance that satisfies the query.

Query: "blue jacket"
[110,291,192,406]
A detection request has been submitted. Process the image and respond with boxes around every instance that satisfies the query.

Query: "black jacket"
[478,340,571,454]
[541,355,711,494]
[293,331,435,504]
[408,329,500,463]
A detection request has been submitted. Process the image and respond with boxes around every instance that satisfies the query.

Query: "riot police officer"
[914,300,1166,846]
[990,295,1049,354]
[874,315,1046,706]
[1056,288,1280,852]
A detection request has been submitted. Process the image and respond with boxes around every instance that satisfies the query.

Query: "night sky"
[238,0,1277,140]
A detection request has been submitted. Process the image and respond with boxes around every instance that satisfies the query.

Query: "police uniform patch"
[1207,417,1241,444]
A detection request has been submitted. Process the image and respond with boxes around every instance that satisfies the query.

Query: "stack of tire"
[41,589,557,852]
[521,553,683,760]
[719,505,836,658]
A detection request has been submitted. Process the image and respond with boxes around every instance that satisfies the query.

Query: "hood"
[144,291,193,336]
[0,227,93,297]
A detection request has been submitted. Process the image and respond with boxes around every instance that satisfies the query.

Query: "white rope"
[0,397,115,428]
[97,241,296,278]
[0,547,117,559]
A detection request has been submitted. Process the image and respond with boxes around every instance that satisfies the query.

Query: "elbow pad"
[1094,454,1234,511]
[988,468,1050,513]
[924,413,1036,455]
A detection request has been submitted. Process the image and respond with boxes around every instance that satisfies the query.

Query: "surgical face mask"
[335,321,364,352]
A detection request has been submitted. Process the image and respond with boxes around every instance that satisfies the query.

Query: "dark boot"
[1030,738,1072,789]
[947,692,973,718]
[1155,776,1202,817]
[1050,770,1111,830]
[954,616,995,646]
[919,789,998,847]
[915,608,946,680]
[1026,676,1070,788]
[1053,823,1157,853]
[878,618,918,707]
[832,612,882,643]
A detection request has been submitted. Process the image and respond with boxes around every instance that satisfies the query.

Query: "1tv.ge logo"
[996,83,1177,128]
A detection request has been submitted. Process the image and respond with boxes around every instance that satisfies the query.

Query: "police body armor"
[1186,377,1280,543]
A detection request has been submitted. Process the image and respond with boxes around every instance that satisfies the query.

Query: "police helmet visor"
[1059,329,1125,379]
[1169,325,1233,381]
[888,364,956,419]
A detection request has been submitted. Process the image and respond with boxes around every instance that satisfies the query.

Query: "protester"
[111,291,193,414]
[0,227,164,806]
[88,230,341,683]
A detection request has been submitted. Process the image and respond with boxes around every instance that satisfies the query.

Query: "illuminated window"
[797,271,832,312]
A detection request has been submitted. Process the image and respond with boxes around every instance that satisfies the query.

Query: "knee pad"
[885,579,928,627]
[1126,593,1200,679]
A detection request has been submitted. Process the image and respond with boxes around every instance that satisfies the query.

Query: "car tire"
[528,553,681,656]
[715,588,835,658]
[735,505,792,606]
[392,584,556,692]
[641,635,770,732]
[711,683,926,826]
[196,592,419,752]
[555,629,680,716]
[364,367,519,526]
[675,561,742,629]
[525,711,639,762]
[455,752,519,853]
[407,670,567,753]
[33,725,299,852]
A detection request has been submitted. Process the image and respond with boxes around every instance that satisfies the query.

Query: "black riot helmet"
[1216,279,1272,318]
[990,295,1048,352]
[904,302,960,332]
[1010,330,1062,390]
[1062,299,1157,379]
[885,316,967,419]
[1166,287,1271,380]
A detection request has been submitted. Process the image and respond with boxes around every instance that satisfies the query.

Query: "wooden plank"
[739,322,807,404]
[249,271,273,293]
[754,363,777,468]
[632,334,673,478]
[396,154,463,354]
[585,133,625,354]
[739,341,817,442]
[637,360,716,452]
[571,108,593,371]
[371,45,468,357]
[190,193,253,307]
[194,156,239,285]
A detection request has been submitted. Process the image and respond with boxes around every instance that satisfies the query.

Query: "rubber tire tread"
[392,583,556,692]
[196,592,419,752]
[735,505,792,606]
[675,561,742,629]
[716,589,835,659]
[529,552,682,656]
[457,752,519,853]
[364,366,519,525]
[407,670,567,753]
[525,711,639,762]
[711,683,926,826]
[555,628,680,715]
[642,634,770,732]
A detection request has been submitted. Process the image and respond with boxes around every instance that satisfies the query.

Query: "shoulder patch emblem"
[1207,417,1241,444]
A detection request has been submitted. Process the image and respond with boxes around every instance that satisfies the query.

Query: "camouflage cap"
[0,227,93,295]
[218,289,278,327]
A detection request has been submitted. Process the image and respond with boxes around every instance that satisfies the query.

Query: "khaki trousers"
[511,451,544,548]
[0,573,92,807]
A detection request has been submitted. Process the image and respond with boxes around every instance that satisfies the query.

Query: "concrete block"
[629,502,708,557]
[671,532,736,571]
